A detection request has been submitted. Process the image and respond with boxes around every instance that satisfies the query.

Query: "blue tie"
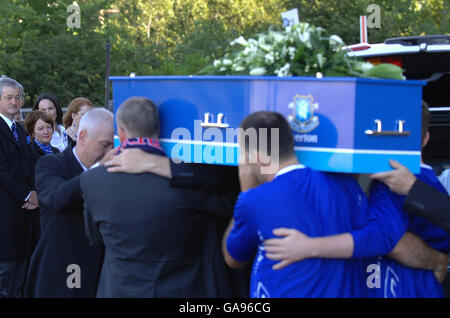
[11,122,19,143]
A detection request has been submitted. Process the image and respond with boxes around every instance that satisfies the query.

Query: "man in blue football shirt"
[223,111,371,297]
[264,102,449,297]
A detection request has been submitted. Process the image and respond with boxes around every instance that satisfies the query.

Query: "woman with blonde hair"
[63,97,94,148]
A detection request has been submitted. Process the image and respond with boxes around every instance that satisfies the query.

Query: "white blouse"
[51,124,69,152]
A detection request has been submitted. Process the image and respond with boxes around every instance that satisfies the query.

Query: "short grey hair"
[0,77,24,99]
[78,108,114,135]
[116,97,159,138]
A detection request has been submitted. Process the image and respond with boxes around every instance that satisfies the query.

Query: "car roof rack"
[385,35,450,46]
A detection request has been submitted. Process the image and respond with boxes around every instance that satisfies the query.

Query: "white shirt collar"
[420,163,433,171]
[0,112,15,130]
[274,164,306,179]
[72,146,88,172]
[72,146,101,171]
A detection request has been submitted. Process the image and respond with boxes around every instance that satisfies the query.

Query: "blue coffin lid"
[110,75,426,173]
[110,75,425,87]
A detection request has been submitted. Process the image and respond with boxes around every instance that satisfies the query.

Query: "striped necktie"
[11,122,19,143]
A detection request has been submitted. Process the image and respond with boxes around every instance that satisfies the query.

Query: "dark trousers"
[0,259,28,298]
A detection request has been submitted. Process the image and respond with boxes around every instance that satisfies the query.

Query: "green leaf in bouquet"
[294,42,306,60]
[324,68,351,77]
[363,63,406,80]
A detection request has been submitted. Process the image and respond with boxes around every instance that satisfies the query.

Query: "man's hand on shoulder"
[370,159,417,195]
[104,148,171,179]
[265,228,315,270]
[433,252,448,283]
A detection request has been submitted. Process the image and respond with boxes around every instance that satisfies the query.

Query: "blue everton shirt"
[226,165,369,298]
[360,165,450,298]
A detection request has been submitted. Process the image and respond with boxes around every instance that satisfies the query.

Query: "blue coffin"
[110,75,425,173]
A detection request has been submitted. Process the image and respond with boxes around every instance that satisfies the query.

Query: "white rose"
[272,32,284,43]
[298,31,310,43]
[230,36,248,47]
[360,62,374,72]
[223,59,232,66]
[248,38,258,47]
[259,44,272,52]
[249,67,267,76]
[288,47,296,60]
[329,34,344,47]
[264,53,274,64]
[277,63,291,77]
[233,65,245,72]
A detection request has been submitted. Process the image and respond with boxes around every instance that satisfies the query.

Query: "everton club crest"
[288,94,319,133]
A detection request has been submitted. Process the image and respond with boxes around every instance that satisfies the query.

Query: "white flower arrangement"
[200,22,405,80]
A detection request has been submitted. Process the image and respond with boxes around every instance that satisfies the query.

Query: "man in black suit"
[81,97,244,297]
[24,108,114,298]
[0,77,38,298]
[371,159,450,232]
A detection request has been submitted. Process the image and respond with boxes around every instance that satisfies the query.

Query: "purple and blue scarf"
[115,137,166,157]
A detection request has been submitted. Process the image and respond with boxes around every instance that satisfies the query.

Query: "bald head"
[78,108,114,136]
[76,108,114,168]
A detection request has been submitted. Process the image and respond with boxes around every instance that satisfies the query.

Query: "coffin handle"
[201,113,230,128]
[364,119,411,136]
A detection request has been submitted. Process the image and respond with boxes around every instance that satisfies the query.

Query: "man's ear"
[118,126,127,143]
[257,151,273,167]
[422,131,430,149]
[78,129,87,145]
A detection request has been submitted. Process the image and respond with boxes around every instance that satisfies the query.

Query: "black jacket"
[28,141,60,252]
[81,164,245,298]
[0,118,34,260]
[24,147,102,298]
[405,179,450,233]
[30,140,60,160]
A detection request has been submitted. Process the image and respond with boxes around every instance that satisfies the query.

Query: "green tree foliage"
[284,0,448,44]
[0,0,446,107]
